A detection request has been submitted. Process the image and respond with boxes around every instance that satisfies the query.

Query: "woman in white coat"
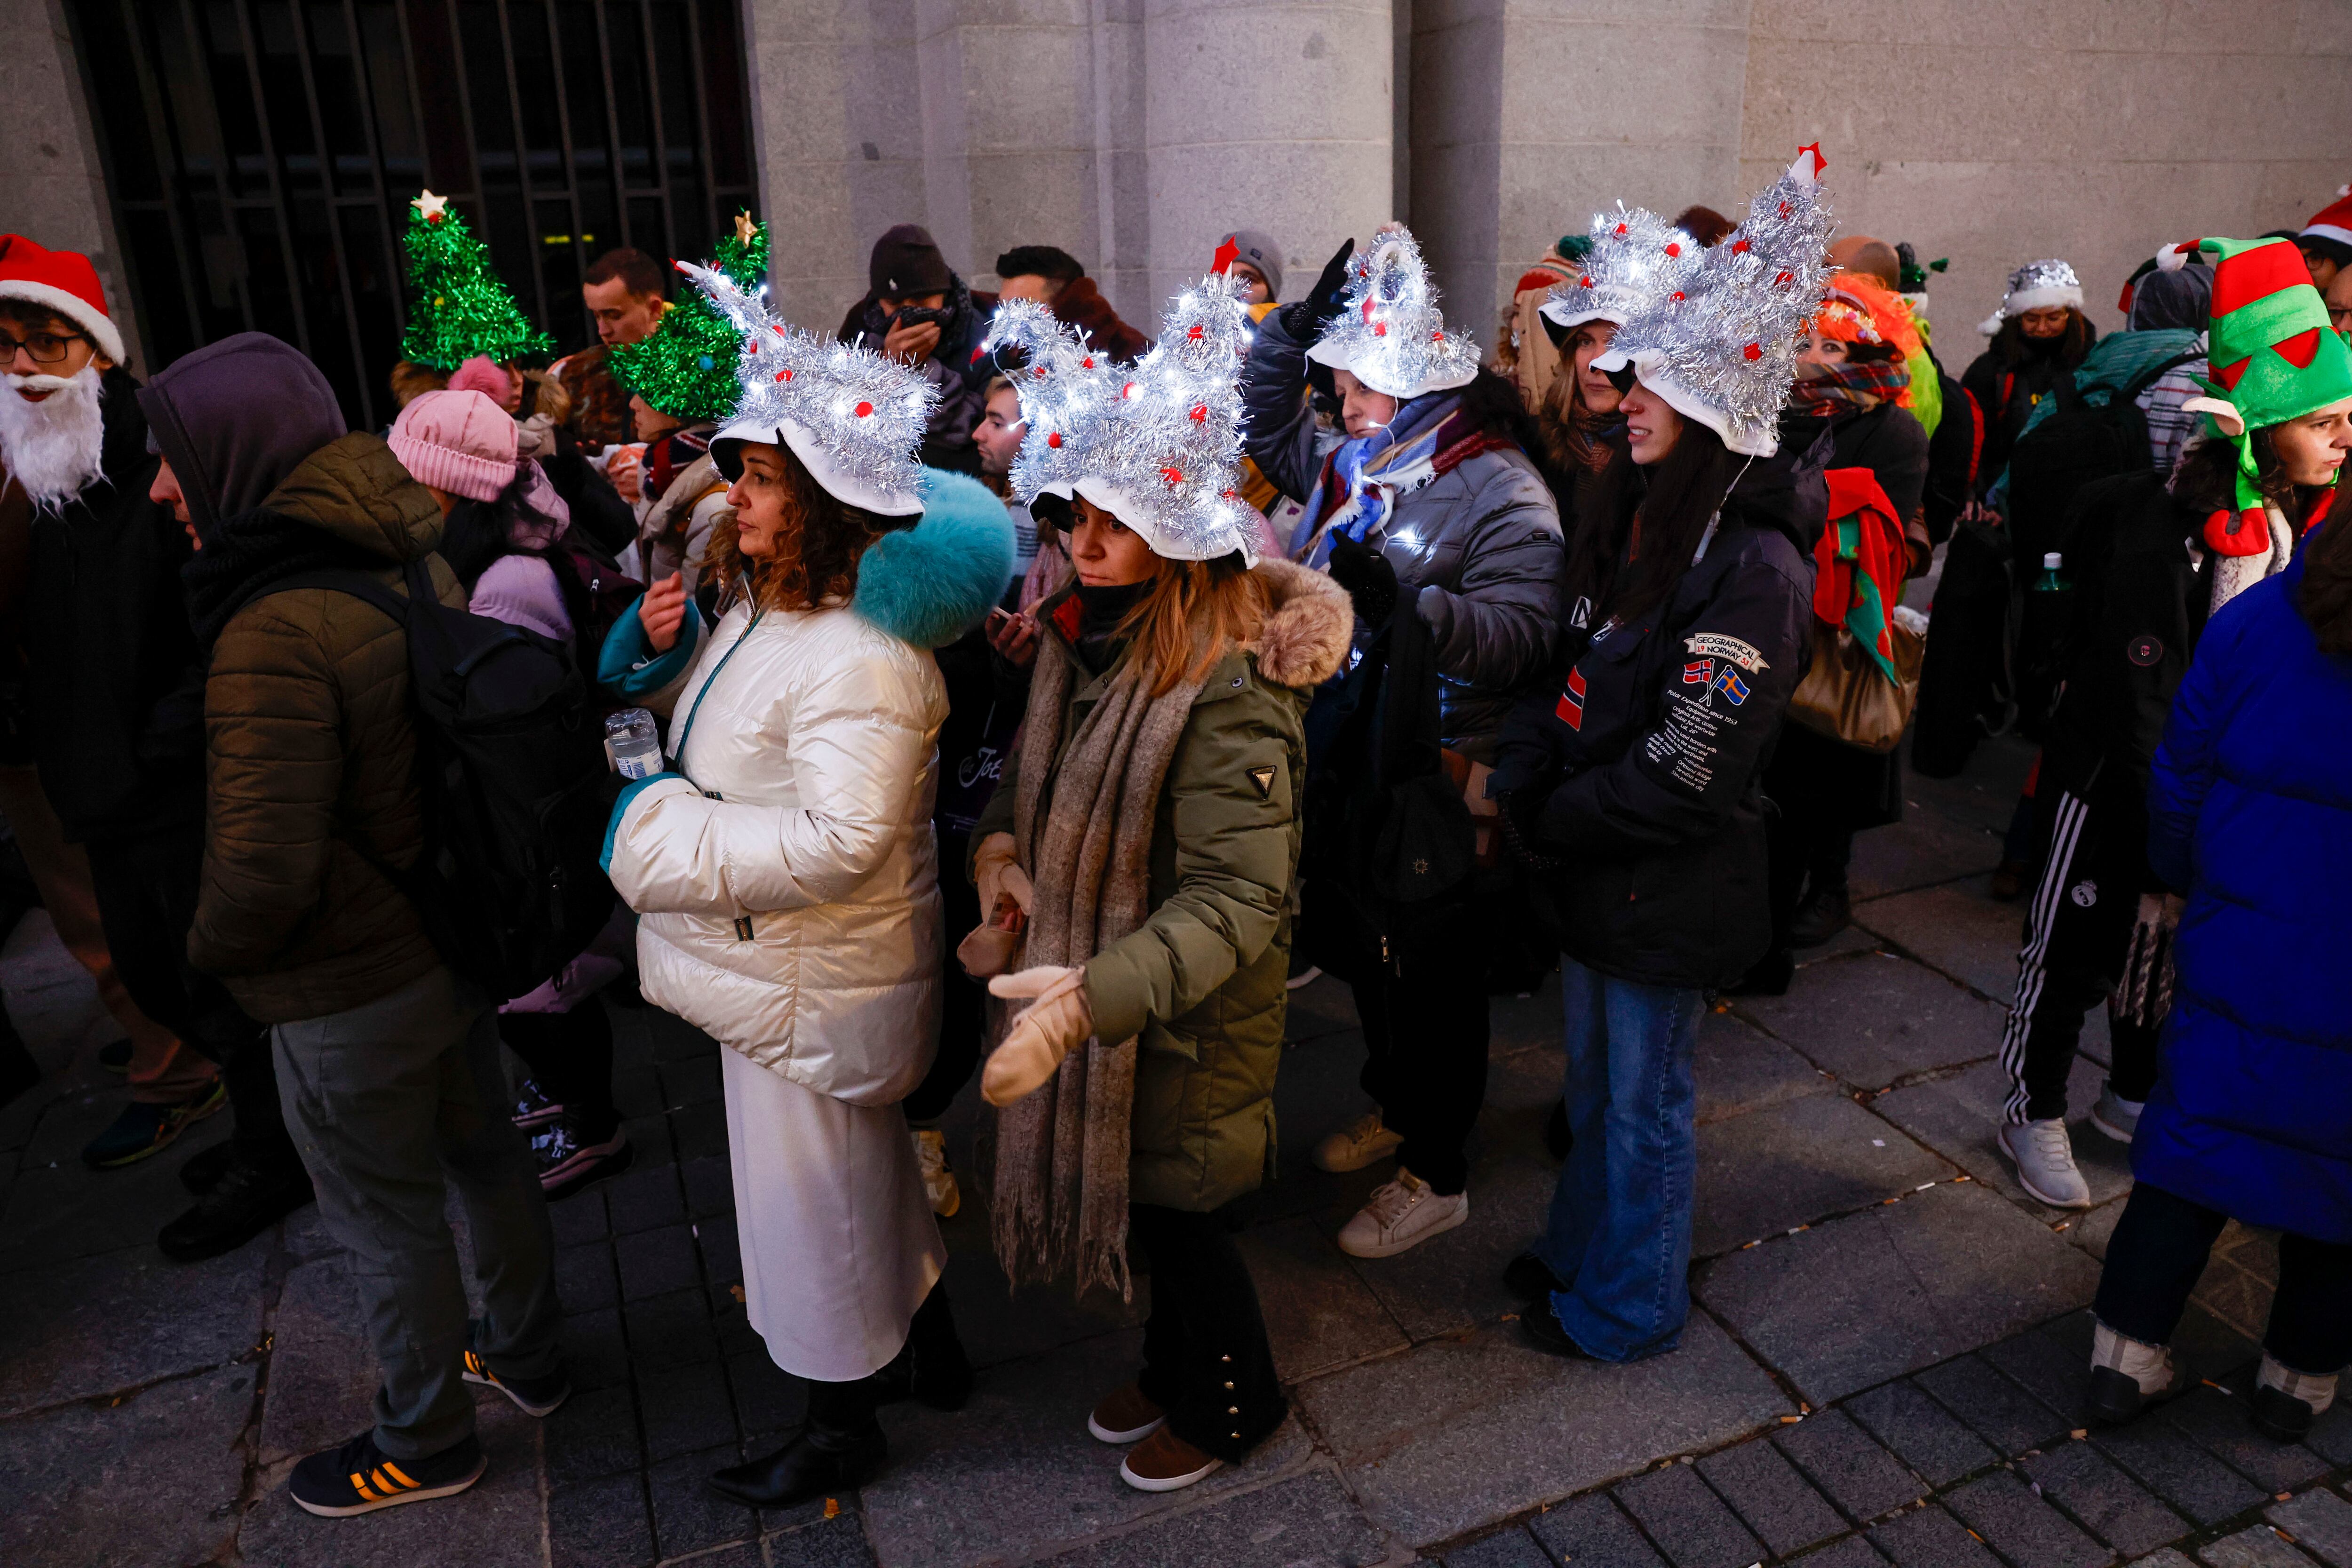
[600,262,1015,1507]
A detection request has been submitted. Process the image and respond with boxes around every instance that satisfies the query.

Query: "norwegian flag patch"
[1682,658,1713,686]
[1556,666,1588,730]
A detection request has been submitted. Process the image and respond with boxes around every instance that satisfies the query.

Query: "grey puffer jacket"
[1241,308,1562,757]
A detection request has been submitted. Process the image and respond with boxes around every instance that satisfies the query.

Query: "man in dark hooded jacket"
[142,334,563,1519]
[836,224,998,473]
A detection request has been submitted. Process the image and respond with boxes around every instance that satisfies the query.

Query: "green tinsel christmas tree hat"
[2158,235,2352,547]
[397,191,554,372]
[610,212,768,423]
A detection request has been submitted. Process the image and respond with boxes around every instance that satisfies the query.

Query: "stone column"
[2,0,141,366]
[1140,0,1395,313]
[1411,0,1752,336]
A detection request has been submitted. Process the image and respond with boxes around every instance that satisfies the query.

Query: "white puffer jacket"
[603,471,1016,1105]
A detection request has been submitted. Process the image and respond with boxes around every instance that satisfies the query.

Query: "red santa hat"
[2301,186,2352,259]
[0,235,126,366]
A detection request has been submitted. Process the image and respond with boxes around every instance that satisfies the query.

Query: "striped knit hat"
[2157,235,2352,550]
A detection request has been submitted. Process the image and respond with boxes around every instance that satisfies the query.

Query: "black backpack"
[2004,351,2202,582]
[277,558,617,1000]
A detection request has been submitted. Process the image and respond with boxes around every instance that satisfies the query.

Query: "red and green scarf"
[1813,468,1907,682]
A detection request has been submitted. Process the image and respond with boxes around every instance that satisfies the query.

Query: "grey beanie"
[1216,229,1284,301]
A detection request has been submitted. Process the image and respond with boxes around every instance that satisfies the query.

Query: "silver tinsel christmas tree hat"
[1592,144,1836,457]
[683,258,935,517]
[1977,258,2083,336]
[1305,226,1481,400]
[989,273,1262,565]
[1541,205,1703,334]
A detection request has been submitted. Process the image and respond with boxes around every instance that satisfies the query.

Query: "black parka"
[1493,443,1827,989]
[16,366,208,844]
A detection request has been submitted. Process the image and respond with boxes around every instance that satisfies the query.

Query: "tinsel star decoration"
[1306,225,1480,400]
[1597,145,1836,456]
[610,213,769,422]
[680,257,935,514]
[396,191,552,371]
[989,274,1261,563]
[1542,204,1703,333]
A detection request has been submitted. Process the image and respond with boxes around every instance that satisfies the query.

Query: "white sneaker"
[1999,1117,2092,1209]
[1337,1168,1468,1258]
[1313,1111,1404,1174]
[2089,1082,2142,1144]
[912,1128,959,1218]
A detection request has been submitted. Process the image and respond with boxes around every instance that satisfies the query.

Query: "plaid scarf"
[1287,392,1513,566]
[1786,355,1911,419]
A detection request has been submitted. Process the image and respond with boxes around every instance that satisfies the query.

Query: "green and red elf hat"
[2155,235,2352,555]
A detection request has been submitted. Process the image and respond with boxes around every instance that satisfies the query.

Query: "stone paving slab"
[1295,1312,1790,1548]
[1692,1091,1955,1259]
[1730,951,2008,1092]
[1844,1378,1999,1488]
[1867,1502,2007,1566]
[1848,807,2005,903]
[1616,1457,1769,1567]
[2198,1524,2315,1567]
[1695,1008,1836,1125]
[0,1226,269,1415]
[1775,1407,1927,1522]
[1695,1180,2103,1406]
[1341,1150,1556,1342]
[1943,1466,2116,1568]
[2023,1439,2194,1560]
[1696,1433,1850,1557]
[1240,1215,1411,1380]
[256,1253,379,1465]
[2269,1486,2352,1567]
[0,1361,251,1568]
[1526,1491,1669,1567]
[1037,1467,1391,1568]
[857,1326,1315,1568]
[1853,880,2025,1002]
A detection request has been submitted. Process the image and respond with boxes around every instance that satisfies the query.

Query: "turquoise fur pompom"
[851,469,1017,650]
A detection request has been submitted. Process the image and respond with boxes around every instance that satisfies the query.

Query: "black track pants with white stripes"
[1999,787,2162,1125]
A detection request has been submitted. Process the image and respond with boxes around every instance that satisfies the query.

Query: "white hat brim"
[0,279,125,365]
[1593,347,1778,458]
[1058,474,1259,568]
[1304,334,1478,402]
[711,414,926,517]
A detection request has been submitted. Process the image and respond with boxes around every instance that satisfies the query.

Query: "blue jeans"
[1533,956,1704,1362]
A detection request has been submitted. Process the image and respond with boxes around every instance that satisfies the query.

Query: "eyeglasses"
[0,330,87,365]
[2332,305,2352,329]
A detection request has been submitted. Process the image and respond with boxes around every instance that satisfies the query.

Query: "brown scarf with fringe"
[986,629,1207,1300]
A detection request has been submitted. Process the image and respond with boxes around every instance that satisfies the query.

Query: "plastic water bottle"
[604,708,663,779]
[2033,551,2070,594]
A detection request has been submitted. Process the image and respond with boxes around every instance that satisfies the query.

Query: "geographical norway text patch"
[1556,666,1587,730]
[1685,631,1769,672]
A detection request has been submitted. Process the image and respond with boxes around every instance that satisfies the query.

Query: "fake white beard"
[0,366,108,515]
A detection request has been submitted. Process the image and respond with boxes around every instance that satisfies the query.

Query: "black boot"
[873,1279,973,1411]
[1725,947,1796,997]
[708,1376,886,1508]
[1788,883,1852,949]
[157,1153,314,1262]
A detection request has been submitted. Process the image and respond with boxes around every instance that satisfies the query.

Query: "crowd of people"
[0,149,2344,1521]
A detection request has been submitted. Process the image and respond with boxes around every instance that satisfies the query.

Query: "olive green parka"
[973,557,1352,1211]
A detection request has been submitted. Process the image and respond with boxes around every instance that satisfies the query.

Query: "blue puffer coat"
[2137,557,2352,1243]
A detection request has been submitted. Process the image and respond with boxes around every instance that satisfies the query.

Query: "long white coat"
[607,597,949,1379]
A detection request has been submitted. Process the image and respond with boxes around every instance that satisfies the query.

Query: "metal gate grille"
[65,0,755,431]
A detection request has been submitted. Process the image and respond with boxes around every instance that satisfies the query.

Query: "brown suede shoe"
[1120,1424,1223,1492]
[1086,1382,1165,1445]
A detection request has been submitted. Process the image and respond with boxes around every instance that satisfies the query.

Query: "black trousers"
[905,828,984,1127]
[2000,787,2162,1123]
[2095,1182,2352,1376]
[1131,1204,1285,1461]
[82,823,297,1173]
[498,1005,616,1131]
[1350,897,1491,1196]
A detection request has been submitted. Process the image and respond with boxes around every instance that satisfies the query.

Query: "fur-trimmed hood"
[1246,557,1352,690]
[852,468,1017,649]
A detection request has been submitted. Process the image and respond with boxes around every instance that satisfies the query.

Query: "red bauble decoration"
[854,400,874,417]
[1046,432,1062,448]
[1187,324,1204,341]
[1665,243,1682,258]
[1189,404,1207,422]
[1373,322,1388,337]
[1160,466,1184,485]
[1731,239,1751,254]
[1742,343,1763,361]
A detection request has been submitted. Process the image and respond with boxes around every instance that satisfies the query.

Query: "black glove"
[1326,533,1399,627]
[1278,239,1357,343]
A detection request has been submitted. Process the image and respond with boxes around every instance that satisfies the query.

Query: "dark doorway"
[64,0,756,431]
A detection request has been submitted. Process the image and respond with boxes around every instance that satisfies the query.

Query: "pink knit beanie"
[387,388,518,501]
[445,354,516,401]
